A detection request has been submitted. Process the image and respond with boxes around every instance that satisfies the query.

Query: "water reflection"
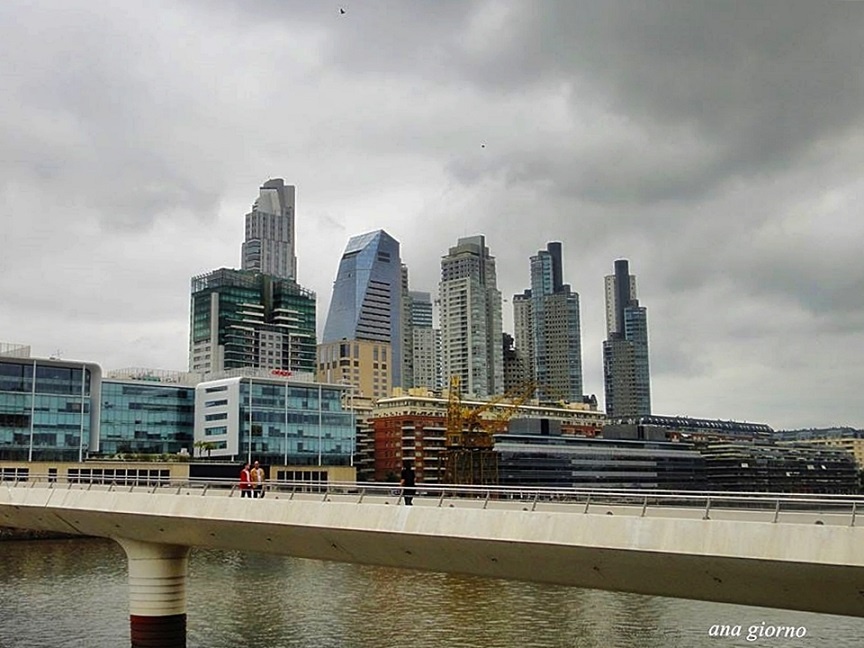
[1,538,862,647]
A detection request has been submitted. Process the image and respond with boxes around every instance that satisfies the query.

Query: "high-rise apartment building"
[321,230,404,388]
[603,259,651,418]
[188,269,316,375]
[514,242,583,402]
[241,179,296,280]
[438,235,503,399]
[400,265,413,389]
[316,339,392,401]
[408,291,441,390]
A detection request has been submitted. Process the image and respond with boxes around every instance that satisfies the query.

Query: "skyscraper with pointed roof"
[321,230,404,388]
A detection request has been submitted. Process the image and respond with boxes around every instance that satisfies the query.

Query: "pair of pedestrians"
[239,461,265,498]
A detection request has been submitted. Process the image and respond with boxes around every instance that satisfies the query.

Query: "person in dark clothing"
[400,461,416,506]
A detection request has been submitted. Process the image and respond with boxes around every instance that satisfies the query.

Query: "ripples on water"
[1,538,863,647]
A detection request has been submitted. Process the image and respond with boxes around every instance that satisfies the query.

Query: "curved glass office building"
[322,230,403,387]
[0,356,102,461]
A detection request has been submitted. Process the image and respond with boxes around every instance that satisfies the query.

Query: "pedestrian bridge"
[3,479,864,646]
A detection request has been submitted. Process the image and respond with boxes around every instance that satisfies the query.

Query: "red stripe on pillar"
[130,614,186,648]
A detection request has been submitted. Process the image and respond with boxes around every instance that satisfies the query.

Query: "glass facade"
[189,268,317,375]
[99,380,195,456]
[322,230,404,386]
[197,377,355,466]
[0,358,99,461]
[495,432,706,490]
[242,381,354,465]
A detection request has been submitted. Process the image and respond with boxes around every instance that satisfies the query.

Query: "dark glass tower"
[603,259,651,418]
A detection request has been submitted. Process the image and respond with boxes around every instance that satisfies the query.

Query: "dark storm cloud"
[304,1,864,205]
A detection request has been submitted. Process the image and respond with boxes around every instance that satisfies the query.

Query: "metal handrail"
[5,476,864,526]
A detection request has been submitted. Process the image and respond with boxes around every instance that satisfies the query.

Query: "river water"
[1,537,862,647]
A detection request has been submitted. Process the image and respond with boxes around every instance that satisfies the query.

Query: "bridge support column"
[115,538,191,648]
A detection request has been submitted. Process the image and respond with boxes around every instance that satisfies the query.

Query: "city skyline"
[2,2,863,430]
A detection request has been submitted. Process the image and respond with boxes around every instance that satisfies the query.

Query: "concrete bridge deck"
[4,479,864,616]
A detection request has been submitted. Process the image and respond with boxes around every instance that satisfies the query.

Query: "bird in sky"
[340,7,346,14]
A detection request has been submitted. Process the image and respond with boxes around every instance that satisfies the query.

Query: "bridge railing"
[6,474,864,526]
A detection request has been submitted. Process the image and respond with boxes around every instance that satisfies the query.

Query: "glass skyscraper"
[518,242,583,402]
[322,230,404,387]
[603,259,652,418]
[189,268,317,376]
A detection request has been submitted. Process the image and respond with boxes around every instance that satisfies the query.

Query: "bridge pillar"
[115,538,191,648]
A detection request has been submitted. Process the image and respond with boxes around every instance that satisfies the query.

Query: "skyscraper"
[408,291,441,390]
[241,179,296,280]
[515,242,583,402]
[438,235,503,399]
[188,268,316,375]
[322,230,404,387]
[189,179,316,376]
[603,259,651,418]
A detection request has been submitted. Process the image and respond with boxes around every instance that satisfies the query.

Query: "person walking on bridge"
[251,461,265,498]
[239,463,252,498]
[400,461,416,506]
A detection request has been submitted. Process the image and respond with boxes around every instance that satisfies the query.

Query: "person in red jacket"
[239,463,252,498]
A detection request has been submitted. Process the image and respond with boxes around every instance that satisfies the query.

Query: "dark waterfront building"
[605,415,774,443]
[189,268,317,376]
[603,259,651,418]
[495,418,706,489]
[700,442,859,493]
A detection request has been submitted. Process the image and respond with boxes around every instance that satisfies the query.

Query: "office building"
[438,235,503,399]
[408,291,441,391]
[322,230,404,388]
[603,259,651,418]
[189,268,316,376]
[494,421,706,489]
[700,442,858,493]
[0,354,102,462]
[516,242,583,402]
[194,373,354,466]
[99,369,198,457]
[241,179,297,281]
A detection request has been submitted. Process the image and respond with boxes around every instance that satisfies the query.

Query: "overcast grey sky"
[2,1,862,431]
